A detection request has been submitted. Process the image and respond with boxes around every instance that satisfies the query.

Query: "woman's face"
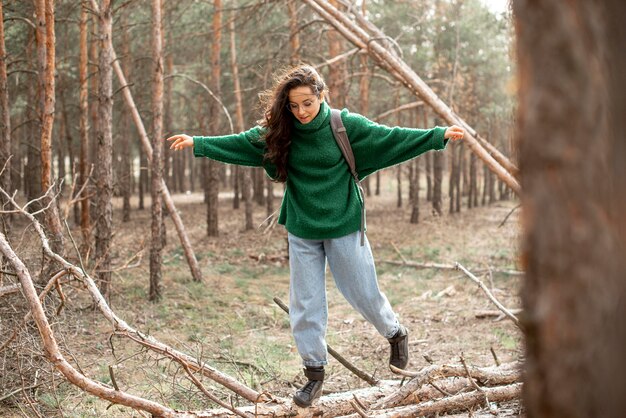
[287,85,324,124]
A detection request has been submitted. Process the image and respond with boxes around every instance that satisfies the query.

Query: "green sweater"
[193,101,447,240]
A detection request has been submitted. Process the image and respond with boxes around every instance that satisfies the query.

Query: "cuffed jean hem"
[384,324,401,339]
[303,360,328,368]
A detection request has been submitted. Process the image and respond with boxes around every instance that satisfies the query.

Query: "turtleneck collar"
[292,100,330,132]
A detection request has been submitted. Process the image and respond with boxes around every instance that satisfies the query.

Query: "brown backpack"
[330,109,366,246]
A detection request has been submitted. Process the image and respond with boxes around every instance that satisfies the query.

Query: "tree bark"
[358,49,372,197]
[229,18,253,231]
[410,158,419,224]
[149,0,164,301]
[0,0,11,234]
[515,1,626,416]
[432,152,443,216]
[327,0,347,109]
[206,0,222,237]
[77,1,91,256]
[35,0,65,262]
[120,10,132,223]
[288,0,300,63]
[94,0,114,301]
[468,152,476,209]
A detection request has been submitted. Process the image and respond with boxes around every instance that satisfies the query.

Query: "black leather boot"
[388,325,409,370]
[293,366,324,407]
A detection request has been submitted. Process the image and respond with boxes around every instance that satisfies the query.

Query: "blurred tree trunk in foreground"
[516,1,626,417]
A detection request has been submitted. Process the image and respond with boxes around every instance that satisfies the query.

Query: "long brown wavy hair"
[259,65,328,183]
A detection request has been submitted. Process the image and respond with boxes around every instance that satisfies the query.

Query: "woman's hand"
[166,134,194,151]
[444,125,465,141]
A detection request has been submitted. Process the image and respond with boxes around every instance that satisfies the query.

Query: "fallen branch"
[475,309,523,320]
[455,262,521,327]
[380,259,524,276]
[0,282,20,297]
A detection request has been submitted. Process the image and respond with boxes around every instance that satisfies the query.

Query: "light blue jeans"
[288,231,400,367]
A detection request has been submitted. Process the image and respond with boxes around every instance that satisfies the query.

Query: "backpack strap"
[330,109,366,246]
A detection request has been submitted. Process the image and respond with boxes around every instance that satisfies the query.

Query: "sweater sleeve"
[193,126,277,178]
[340,109,448,179]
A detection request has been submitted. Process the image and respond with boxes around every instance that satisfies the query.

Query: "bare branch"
[455,262,521,327]
[0,233,180,417]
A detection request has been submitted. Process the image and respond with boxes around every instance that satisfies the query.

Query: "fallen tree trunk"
[301,0,521,195]
[339,383,522,418]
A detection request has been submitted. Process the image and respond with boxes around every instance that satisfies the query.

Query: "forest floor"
[0,175,524,417]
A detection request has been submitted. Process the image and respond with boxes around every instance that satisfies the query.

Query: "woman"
[167,65,464,408]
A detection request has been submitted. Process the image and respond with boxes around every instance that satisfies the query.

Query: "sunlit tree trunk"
[94,0,114,301]
[149,0,164,301]
[516,1,626,416]
[206,0,222,237]
[35,0,65,264]
[0,0,11,233]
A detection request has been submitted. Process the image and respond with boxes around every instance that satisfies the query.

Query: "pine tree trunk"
[410,158,420,224]
[359,50,371,197]
[120,10,132,223]
[327,0,346,108]
[149,0,164,301]
[448,142,458,214]
[468,152,476,209]
[394,90,402,208]
[78,3,91,255]
[229,17,253,231]
[36,0,65,266]
[432,152,443,216]
[266,177,274,217]
[516,1,626,416]
[89,15,99,167]
[95,0,114,301]
[288,0,300,64]
[206,0,222,237]
[0,0,11,233]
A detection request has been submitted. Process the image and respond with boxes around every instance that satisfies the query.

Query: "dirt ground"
[0,174,523,417]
